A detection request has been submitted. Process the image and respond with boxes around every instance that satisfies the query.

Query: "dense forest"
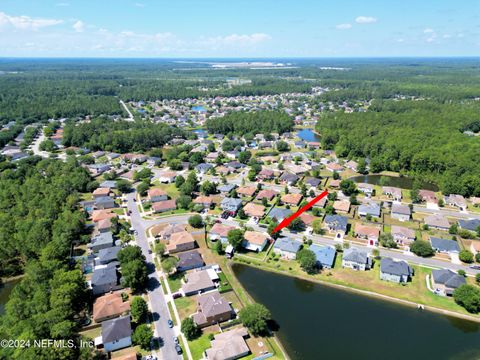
[0,157,94,359]
[316,100,480,196]
[206,110,294,135]
[62,117,185,152]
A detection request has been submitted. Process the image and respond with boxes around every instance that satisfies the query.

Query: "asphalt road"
[126,192,182,360]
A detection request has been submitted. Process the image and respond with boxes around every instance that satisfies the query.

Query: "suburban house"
[242,231,269,252]
[357,183,374,196]
[445,194,467,211]
[273,237,302,259]
[281,193,303,206]
[218,184,237,195]
[380,258,413,283]
[148,188,168,202]
[156,224,185,241]
[391,225,416,246]
[354,224,380,246]
[101,315,132,352]
[95,196,115,210]
[95,246,121,266]
[166,231,196,253]
[391,203,411,221]
[182,269,218,296]
[323,214,348,240]
[93,292,131,323]
[299,213,316,227]
[237,186,257,198]
[268,207,292,223]
[430,237,460,254]
[193,195,214,209]
[358,202,381,218]
[329,179,341,188]
[152,199,177,213]
[431,269,466,296]
[195,163,213,175]
[279,172,299,185]
[176,251,205,272]
[256,189,278,201]
[157,171,177,183]
[333,199,351,214]
[205,327,250,360]
[209,223,236,244]
[93,187,111,198]
[91,264,122,296]
[419,190,437,204]
[304,177,322,189]
[458,219,480,232]
[243,203,265,218]
[89,232,114,253]
[344,160,358,172]
[220,197,243,214]
[310,245,336,269]
[424,214,450,231]
[257,168,275,180]
[96,218,113,233]
[342,248,372,271]
[326,162,344,173]
[383,186,402,202]
[192,290,233,328]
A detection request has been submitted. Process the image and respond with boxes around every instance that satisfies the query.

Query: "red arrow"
[272,190,329,234]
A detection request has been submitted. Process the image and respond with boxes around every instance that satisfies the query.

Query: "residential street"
[126,192,183,360]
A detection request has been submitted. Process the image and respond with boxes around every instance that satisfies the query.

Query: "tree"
[267,220,280,239]
[312,219,325,235]
[131,296,149,323]
[453,284,480,313]
[410,240,435,257]
[227,229,244,250]
[296,248,317,274]
[161,256,178,274]
[39,139,57,152]
[200,180,217,195]
[288,218,305,232]
[476,273,480,284]
[379,233,398,249]
[176,195,192,210]
[459,249,474,263]
[134,168,153,182]
[476,252,480,263]
[137,182,150,197]
[214,241,224,255]
[325,205,335,215]
[181,317,201,340]
[132,324,154,349]
[238,151,252,164]
[276,140,290,152]
[238,303,272,336]
[449,223,458,235]
[121,259,148,293]
[116,179,132,193]
[332,171,340,180]
[357,158,367,174]
[154,242,166,257]
[188,214,204,228]
[175,175,185,188]
[340,180,357,196]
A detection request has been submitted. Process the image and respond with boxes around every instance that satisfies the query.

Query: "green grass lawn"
[174,296,196,319]
[167,272,184,293]
[218,272,233,293]
[188,333,211,360]
[167,301,178,326]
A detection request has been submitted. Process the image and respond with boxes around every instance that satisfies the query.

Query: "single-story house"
[205,327,250,360]
[218,184,237,195]
[88,232,114,253]
[279,172,299,185]
[148,188,168,202]
[152,199,177,213]
[304,177,322,188]
[333,200,351,214]
[237,186,257,197]
[220,197,243,214]
[268,207,292,223]
[419,190,437,204]
[383,186,402,202]
[93,187,111,198]
[243,203,265,218]
[166,231,196,254]
[344,160,358,172]
[431,269,466,296]
[458,219,480,232]
[257,168,275,180]
[391,225,416,246]
[95,246,121,266]
[354,224,380,246]
[209,223,236,244]
[391,203,411,222]
[256,189,278,201]
[445,194,467,211]
[157,171,177,183]
[323,214,348,240]
[182,269,218,296]
[242,231,269,252]
[357,183,374,196]
[195,163,213,175]
[95,196,115,210]
[193,195,214,209]
[326,162,344,173]
[358,202,381,218]
[281,193,303,206]
[430,237,460,254]
[342,248,372,271]
[424,214,450,231]
[310,245,336,269]
[380,258,413,283]
[273,238,302,259]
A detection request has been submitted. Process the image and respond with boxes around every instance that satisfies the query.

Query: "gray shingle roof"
[430,237,460,253]
[310,245,336,268]
[343,247,370,265]
[458,219,480,232]
[92,264,118,286]
[273,237,302,254]
[177,251,205,270]
[324,215,348,232]
[380,257,413,277]
[432,269,466,289]
[101,315,132,343]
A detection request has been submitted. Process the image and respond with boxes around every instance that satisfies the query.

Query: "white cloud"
[423,28,434,34]
[355,16,377,24]
[0,11,63,31]
[202,33,271,48]
[336,23,352,30]
[72,20,84,33]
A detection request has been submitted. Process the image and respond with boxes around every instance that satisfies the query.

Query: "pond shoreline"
[230,260,480,325]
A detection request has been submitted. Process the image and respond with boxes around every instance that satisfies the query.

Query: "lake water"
[296,128,321,142]
[0,278,21,315]
[232,264,480,360]
[192,105,207,112]
[349,174,439,191]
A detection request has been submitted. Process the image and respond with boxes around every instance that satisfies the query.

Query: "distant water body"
[296,128,321,142]
[232,264,480,360]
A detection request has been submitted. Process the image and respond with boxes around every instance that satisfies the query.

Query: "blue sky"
[0,0,478,57]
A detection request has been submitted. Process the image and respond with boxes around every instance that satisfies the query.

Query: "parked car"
[167,319,173,328]
[469,265,480,270]
[172,292,182,299]
[175,345,182,355]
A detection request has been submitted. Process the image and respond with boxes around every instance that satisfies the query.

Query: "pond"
[0,278,21,315]
[232,264,480,360]
[192,105,207,112]
[192,128,208,138]
[349,174,439,191]
[296,128,321,142]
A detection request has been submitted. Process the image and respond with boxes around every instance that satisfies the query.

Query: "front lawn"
[188,333,212,360]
